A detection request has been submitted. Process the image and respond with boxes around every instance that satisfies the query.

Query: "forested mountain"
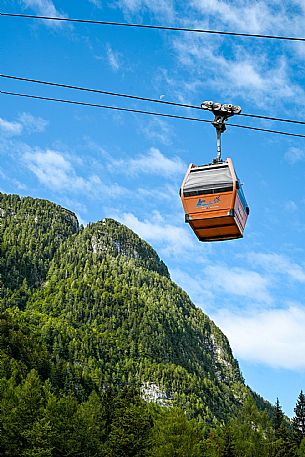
[28,216,248,421]
[0,194,78,309]
[0,193,302,456]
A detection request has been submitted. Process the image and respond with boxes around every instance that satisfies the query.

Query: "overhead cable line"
[0,89,212,124]
[0,73,199,111]
[1,11,305,42]
[1,89,305,139]
[1,73,305,127]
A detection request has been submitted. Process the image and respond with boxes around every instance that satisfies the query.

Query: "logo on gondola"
[196,196,220,209]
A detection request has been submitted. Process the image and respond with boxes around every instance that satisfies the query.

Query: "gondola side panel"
[182,191,234,220]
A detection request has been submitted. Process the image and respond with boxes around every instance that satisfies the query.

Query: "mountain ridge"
[0,193,267,423]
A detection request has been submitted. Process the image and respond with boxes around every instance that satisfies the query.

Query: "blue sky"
[2,0,305,417]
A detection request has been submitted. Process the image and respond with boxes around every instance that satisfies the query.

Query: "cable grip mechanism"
[201,101,241,163]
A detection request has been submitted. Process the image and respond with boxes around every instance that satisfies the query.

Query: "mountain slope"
[1,194,254,422]
[0,193,78,305]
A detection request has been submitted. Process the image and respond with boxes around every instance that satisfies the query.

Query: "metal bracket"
[201,101,241,163]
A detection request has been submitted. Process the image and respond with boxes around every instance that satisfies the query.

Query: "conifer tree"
[293,391,305,445]
[273,398,284,434]
[273,398,295,457]
[228,396,274,457]
[0,194,285,456]
[297,437,305,456]
[147,408,204,457]
[222,425,236,457]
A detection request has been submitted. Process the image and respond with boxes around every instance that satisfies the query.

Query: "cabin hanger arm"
[201,101,241,163]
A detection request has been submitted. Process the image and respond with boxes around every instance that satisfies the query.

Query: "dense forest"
[0,192,305,456]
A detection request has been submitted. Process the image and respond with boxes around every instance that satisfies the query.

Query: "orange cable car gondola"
[180,101,249,242]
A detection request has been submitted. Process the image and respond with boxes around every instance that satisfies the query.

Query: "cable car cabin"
[180,158,249,242]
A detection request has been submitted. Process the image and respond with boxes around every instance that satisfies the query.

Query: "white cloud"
[190,0,305,38]
[88,0,102,6]
[191,0,258,31]
[117,0,174,19]
[0,118,23,136]
[172,34,303,106]
[20,0,66,26]
[214,305,305,370]
[247,252,305,283]
[115,0,305,107]
[0,113,48,136]
[106,45,121,71]
[285,147,305,164]
[132,148,185,176]
[117,211,195,255]
[18,113,48,133]
[204,264,272,303]
[140,118,174,145]
[112,147,185,177]
[23,147,125,196]
[24,148,86,191]
[137,183,179,203]
[118,0,303,37]
[109,2,295,111]
[21,0,61,15]
[170,268,214,307]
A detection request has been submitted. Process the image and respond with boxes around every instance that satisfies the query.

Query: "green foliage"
[204,397,277,457]
[24,216,246,420]
[146,408,204,457]
[0,193,78,310]
[0,194,295,456]
[274,398,285,432]
[293,391,305,446]
[87,218,170,278]
[227,396,275,457]
[297,437,305,456]
[204,425,236,457]
[272,398,295,457]
[104,390,153,457]
[0,309,51,381]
